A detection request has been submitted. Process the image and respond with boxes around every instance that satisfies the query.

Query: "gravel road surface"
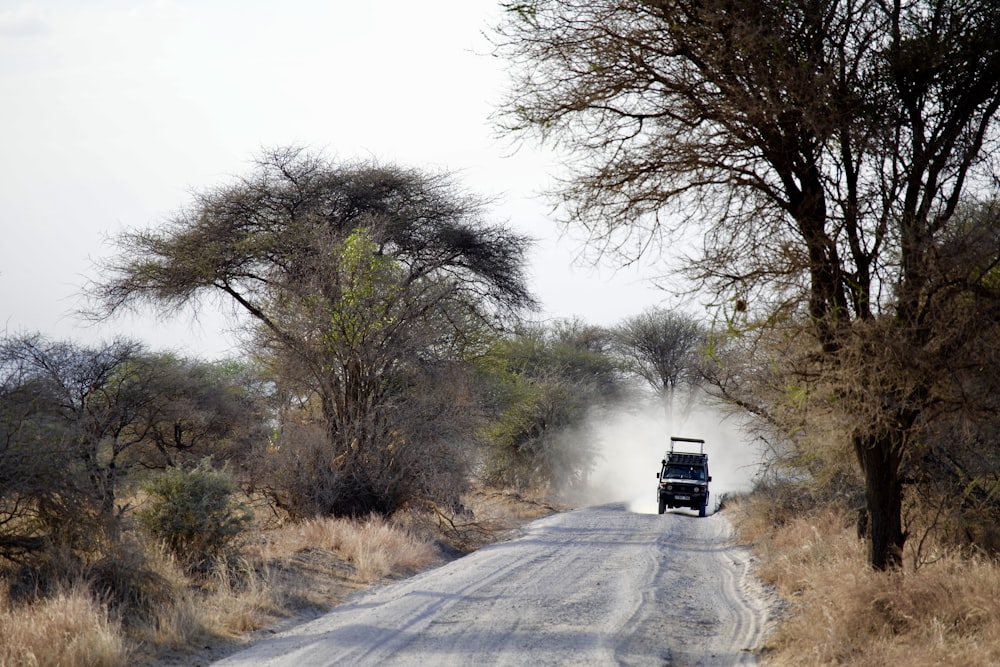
[214,503,773,666]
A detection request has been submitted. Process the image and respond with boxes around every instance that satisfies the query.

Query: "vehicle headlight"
[666,484,673,491]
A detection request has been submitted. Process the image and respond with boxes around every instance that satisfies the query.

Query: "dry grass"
[464,485,564,523]
[0,486,560,667]
[0,582,129,667]
[409,484,567,552]
[730,494,1000,666]
[299,514,441,582]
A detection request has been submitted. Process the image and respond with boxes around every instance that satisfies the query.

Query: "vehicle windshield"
[664,465,705,481]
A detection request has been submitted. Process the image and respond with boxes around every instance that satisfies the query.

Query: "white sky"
[1,0,670,359]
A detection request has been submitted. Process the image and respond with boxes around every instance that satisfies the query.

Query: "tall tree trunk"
[854,430,906,570]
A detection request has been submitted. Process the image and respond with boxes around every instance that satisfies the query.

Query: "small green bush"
[137,460,250,571]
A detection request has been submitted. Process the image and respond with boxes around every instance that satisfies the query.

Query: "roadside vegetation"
[493,0,1000,660]
[0,321,607,664]
[0,481,558,667]
[0,147,695,664]
[8,0,1000,662]
[731,484,1000,667]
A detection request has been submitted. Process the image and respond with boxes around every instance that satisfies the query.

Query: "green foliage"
[0,334,276,579]
[327,228,403,346]
[476,321,625,491]
[481,378,585,489]
[137,459,250,570]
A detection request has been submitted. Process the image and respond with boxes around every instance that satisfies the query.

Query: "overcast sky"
[1,0,670,359]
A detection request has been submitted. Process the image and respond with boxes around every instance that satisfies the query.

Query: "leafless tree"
[494,0,1000,569]
[613,308,705,396]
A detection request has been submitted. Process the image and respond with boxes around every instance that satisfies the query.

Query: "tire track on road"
[214,505,773,666]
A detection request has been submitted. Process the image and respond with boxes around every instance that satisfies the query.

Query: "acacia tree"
[1,336,152,524]
[0,335,265,558]
[494,0,1000,569]
[126,355,271,470]
[614,308,705,397]
[90,147,535,516]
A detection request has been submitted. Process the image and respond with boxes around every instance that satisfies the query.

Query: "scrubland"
[0,487,557,667]
[9,477,1000,667]
[731,491,1000,667]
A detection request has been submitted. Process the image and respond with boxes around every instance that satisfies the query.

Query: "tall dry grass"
[0,582,129,667]
[133,551,284,651]
[299,514,440,582]
[730,494,1000,666]
[0,515,428,667]
[0,487,557,666]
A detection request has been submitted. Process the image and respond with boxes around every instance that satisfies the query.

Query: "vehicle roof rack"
[669,436,705,454]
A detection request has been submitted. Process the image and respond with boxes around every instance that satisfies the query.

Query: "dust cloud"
[578,389,762,515]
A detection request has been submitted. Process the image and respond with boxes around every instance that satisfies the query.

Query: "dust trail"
[580,389,761,514]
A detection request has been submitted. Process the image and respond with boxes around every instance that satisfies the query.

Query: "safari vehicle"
[656,437,711,517]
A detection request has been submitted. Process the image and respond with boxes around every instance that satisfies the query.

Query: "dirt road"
[214,504,773,666]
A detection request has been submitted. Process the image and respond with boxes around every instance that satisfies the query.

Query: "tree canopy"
[0,335,263,561]
[494,0,1000,569]
[90,147,537,516]
[477,319,627,491]
[613,308,705,396]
